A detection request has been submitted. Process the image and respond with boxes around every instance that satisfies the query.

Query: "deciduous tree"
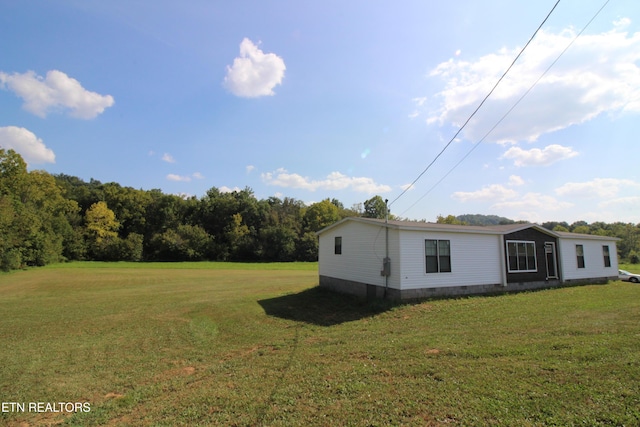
[436,214,466,225]
[363,195,388,219]
[303,199,340,232]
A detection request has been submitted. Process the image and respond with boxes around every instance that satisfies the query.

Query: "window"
[438,240,451,273]
[425,239,451,273]
[507,241,537,272]
[425,240,438,273]
[576,244,585,268]
[603,245,611,268]
[334,236,342,255]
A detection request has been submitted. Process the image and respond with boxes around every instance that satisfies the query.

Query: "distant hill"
[456,214,517,226]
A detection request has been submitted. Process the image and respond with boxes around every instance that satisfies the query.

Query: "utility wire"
[388,0,561,208]
[398,0,611,218]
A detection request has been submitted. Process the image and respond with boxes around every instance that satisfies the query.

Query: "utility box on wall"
[380,257,390,277]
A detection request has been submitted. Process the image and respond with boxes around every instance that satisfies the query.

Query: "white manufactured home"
[317,218,619,300]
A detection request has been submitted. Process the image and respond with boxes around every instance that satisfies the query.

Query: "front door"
[544,242,558,279]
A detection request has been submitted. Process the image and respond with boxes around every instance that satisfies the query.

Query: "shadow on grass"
[258,286,394,326]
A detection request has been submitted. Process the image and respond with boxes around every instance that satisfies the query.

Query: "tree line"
[1,148,638,271]
[0,149,393,271]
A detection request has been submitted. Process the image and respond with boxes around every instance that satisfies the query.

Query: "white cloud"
[596,196,640,222]
[451,184,518,202]
[555,178,640,198]
[413,97,427,107]
[501,144,578,167]
[448,177,640,223]
[451,181,575,222]
[492,192,575,223]
[220,186,241,193]
[599,196,640,209]
[261,168,392,194]
[0,70,114,119]
[223,38,286,98]
[166,174,191,182]
[246,165,255,173]
[0,126,55,164]
[166,172,204,182]
[492,193,573,211]
[614,17,631,29]
[162,153,175,163]
[409,97,428,119]
[425,22,640,143]
[400,183,416,191]
[508,175,525,186]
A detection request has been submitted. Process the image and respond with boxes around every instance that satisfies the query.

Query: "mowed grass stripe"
[1,263,639,426]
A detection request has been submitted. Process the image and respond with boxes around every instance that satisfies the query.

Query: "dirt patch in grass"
[12,406,87,427]
[152,364,197,383]
[103,392,124,399]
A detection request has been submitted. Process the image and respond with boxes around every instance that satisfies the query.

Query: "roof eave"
[317,217,620,242]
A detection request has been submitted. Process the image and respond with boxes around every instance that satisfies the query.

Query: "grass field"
[1,262,639,426]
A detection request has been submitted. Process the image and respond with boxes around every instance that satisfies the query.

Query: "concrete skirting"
[561,276,615,286]
[319,275,386,300]
[319,275,612,301]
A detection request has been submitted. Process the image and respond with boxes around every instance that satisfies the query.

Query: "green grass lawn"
[1,262,639,426]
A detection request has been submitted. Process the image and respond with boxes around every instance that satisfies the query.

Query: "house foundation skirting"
[319,275,613,300]
[319,275,386,300]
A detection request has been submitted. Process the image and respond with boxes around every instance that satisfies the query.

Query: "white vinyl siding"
[558,238,618,280]
[399,231,502,289]
[318,218,621,296]
[318,221,401,289]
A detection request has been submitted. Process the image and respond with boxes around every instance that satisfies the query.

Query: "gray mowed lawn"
[1,262,639,426]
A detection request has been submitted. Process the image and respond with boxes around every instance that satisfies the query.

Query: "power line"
[388,0,561,208]
[398,0,611,218]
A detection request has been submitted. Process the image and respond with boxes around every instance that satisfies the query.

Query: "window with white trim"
[507,240,537,273]
[334,236,342,255]
[425,239,451,273]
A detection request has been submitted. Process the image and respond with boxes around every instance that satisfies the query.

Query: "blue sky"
[1,0,639,224]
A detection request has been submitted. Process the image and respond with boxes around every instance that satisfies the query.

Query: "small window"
[576,244,585,268]
[334,236,342,255]
[425,239,451,273]
[603,245,611,268]
[507,241,537,273]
